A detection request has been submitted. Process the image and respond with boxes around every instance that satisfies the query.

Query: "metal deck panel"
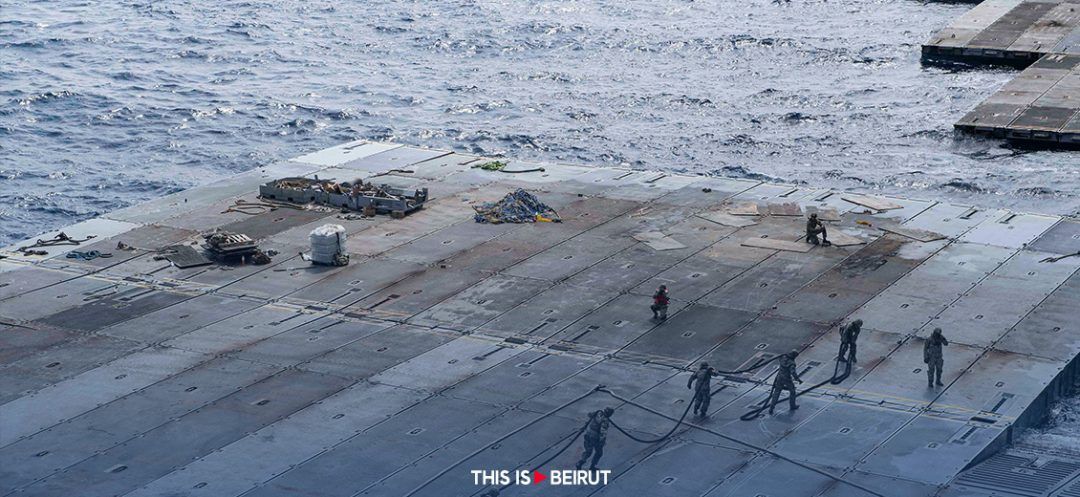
[299,324,456,380]
[630,257,746,302]
[339,145,452,173]
[503,234,637,282]
[699,255,837,313]
[0,346,209,447]
[381,220,521,265]
[771,403,917,470]
[162,304,319,355]
[290,140,401,167]
[546,293,688,353]
[368,336,523,393]
[97,293,261,344]
[409,275,552,330]
[700,316,831,374]
[592,441,750,497]
[0,323,75,366]
[0,266,76,301]
[817,470,944,497]
[1028,218,1080,254]
[0,356,280,493]
[797,327,906,390]
[995,297,1079,361]
[932,349,1061,420]
[283,257,426,307]
[703,455,836,497]
[848,338,985,412]
[651,176,751,208]
[1009,105,1077,131]
[16,369,352,497]
[955,102,1026,128]
[1,218,139,262]
[0,334,143,404]
[230,317,392,367]
[474,283,620,340]
[0,277,123,323]
[36,288,192,332]
[395,153,478,180]
[621,304,757,363]
[442,351,598,407]
[518,359,674,421]
[855,415,1005,486]
[219,260,352,300]
[925,275,1055,347]
[244,396,504,497]
[348,267,488,320]
[885,242,1013,300]
[124,382,427,497]
[562,255,671,295]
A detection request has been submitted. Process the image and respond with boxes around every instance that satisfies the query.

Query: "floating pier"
[923,0,1080,147]
[2,142,1079,496]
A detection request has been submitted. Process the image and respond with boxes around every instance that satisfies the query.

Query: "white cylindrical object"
[309,224,347,265]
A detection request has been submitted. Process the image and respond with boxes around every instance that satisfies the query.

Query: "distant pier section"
[923,0,1080,147]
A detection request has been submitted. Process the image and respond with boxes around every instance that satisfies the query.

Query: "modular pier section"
[923,0,1080,147]
[2,141,1080,497]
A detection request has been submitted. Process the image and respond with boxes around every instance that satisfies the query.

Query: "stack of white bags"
[309,224,348,266]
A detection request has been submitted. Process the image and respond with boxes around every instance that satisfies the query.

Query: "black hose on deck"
[740,342,854,421]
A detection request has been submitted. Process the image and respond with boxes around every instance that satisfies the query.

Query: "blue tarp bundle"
[473,189,560,224]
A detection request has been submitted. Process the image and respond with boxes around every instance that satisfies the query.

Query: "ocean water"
[2,0,1077,246]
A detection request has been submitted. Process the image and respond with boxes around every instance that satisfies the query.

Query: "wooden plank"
[766,202,804,217]
[740,237,813,253]
[842,195,904,211]
[881,226,949,242]
[696,211,759,228]
[829,230,868,247]
[727,202,761,216]
[806,206,842,222]
[633,231,687,251]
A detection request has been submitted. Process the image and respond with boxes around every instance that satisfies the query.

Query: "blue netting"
[473,189,559,224]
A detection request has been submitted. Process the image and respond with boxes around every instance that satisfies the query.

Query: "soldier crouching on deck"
[806,213,831,246]
[687,362,721,417]
[576,407,614,471]
[768,350,803,415]
[651,285,669,321]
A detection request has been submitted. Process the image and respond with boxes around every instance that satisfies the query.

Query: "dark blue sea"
[1,0,1076,246]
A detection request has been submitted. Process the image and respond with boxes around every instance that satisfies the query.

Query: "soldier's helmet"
[853,319,863,326]
[659,285,667,291]
[602,407,615,417]
[932,327,942,335]
[699,362,709,369]
[810,213,818,218]
[789,349,800,358]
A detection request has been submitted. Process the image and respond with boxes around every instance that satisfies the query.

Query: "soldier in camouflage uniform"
[687,362,721,417]
[768,350,803,414]
[924,328,949,388]
[838,319,863,363]
[576,407,614,471]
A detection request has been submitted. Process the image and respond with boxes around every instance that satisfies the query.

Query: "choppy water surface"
[3,0,1077,244]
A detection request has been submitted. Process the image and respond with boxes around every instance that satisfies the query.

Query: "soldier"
[838,319,863,363]
[576,407,614,471]
[768,350,803,415]
[687,362,721,417]
[651,285,670,321]
[806,213,831,246]
[924,328,949,388]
